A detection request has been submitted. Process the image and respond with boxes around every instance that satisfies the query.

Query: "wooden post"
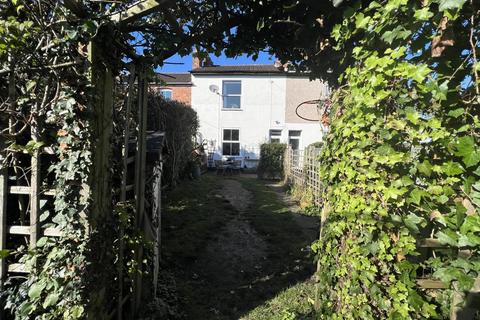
[29,150,40,248]
[133,66,148,314]
[87,35,114,318]
[117,66,136,320]
[152,155,162,297]
[0,163,7,288]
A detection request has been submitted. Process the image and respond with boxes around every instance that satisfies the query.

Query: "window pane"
[289,130,301,137]
[231,130,239,141]
[223,129,231,141]
[223,96,241,108]
[270,129,282,136]
[289,138,300,150]
[271,138,280,143]
[223,81,241,95]
[160,89,172,100]
[223,143,231,155]
[231,143,240,155]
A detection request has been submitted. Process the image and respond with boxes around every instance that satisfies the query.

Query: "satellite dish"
[209,84,219,94]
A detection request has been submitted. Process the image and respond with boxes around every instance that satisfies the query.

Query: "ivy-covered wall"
[314,0,479,318]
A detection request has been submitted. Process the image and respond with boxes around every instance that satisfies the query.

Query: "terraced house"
[159,57,330,168]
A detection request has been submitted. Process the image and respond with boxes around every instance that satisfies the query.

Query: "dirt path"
[161,175,318,320]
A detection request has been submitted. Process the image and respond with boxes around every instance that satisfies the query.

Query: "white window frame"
[222,128,240,156]
[269,129,282,143]
[160,88,172,100]
[288,130,301,150]
[222,80,241,109]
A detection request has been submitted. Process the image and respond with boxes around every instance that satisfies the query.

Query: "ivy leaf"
[438,0,467,11]
[417,160,432,177]
[414,8,433,21]
[455,136,480,168]
[447,108,464,118]
[28,281,46,299]
[441,161,464,176]
[42,293,59,309]
[381,26,411,44]
[436,230,458,246]
[36,237,48,247]
[404,213,425,233]
[408,188,427,205]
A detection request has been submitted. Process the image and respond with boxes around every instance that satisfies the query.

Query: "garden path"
[160,175,319,320]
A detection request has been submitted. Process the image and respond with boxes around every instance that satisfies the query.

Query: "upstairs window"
[223,81,241,109]
[269,129,282,143]
[222,129,240,156]
[160,89,172,101]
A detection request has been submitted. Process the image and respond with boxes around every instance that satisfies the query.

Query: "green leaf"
[441,161,464,176]
[28,281,46,299]
[436,230,458,246]
[404,213,425,233]
[71,305,84,319]
[36,237,48,247]
[408,188,427,205]
[417,160,432,177]
[438,0,467,11]
[447,108,464,118]
[0,249,10,259]
[455,136,480,168]
[42,293,59,309]
[414,8,433,21]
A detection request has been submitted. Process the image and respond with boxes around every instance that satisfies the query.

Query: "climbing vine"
[314,0,479,318]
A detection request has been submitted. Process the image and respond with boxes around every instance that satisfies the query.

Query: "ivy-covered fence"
[314,1,479,319]
[0,3,166,319]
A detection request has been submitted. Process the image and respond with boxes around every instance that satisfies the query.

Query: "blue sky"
[157,51,276,73]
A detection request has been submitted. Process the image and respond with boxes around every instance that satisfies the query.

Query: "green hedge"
[257,143,287,180]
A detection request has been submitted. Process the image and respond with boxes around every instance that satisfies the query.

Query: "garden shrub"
[257,143,287,180]
[147,92,199,187]
[313,1,480,319]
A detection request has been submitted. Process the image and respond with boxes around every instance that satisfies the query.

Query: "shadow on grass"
[160,174,319,320]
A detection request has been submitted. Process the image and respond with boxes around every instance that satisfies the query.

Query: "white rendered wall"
[191,73,325,168]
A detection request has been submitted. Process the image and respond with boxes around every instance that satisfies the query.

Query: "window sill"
[222,108,243,111]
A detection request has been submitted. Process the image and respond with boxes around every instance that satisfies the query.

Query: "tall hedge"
[257,143,287,179]
[147,93,199,187]
[314,1,479,319]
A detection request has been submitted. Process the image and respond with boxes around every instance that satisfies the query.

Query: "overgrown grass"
[240,280,315,320]
[161,174,317,320]
[287,184,320,216]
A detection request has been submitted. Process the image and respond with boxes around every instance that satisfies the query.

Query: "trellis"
[284,145,323,206]
[0,1,167,318]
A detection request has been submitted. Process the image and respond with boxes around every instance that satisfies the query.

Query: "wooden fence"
[284,145,323,206]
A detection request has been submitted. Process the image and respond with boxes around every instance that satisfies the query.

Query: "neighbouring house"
[152,72,192,105]
[190,58,330,168]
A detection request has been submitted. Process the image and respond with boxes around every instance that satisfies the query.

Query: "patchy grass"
[240,280,315,320]
[161,174,318,320]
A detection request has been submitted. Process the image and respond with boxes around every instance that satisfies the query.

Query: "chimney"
[192,56,201,69]
[274,59,284,71]
[192,54,213,69]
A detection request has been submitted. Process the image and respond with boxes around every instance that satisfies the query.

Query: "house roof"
[154,73,192,85]
[191,64,284,74]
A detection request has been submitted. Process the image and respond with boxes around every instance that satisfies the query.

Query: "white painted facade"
[191,72,328,168]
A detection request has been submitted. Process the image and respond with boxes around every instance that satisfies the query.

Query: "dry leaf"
[462,198,476,216]
[430,210,442,220]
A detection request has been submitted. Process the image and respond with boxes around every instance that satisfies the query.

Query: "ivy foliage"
[314,0,479,318]
[257,143,287,180]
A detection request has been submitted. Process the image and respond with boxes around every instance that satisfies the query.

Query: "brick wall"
[151,85,192,105]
